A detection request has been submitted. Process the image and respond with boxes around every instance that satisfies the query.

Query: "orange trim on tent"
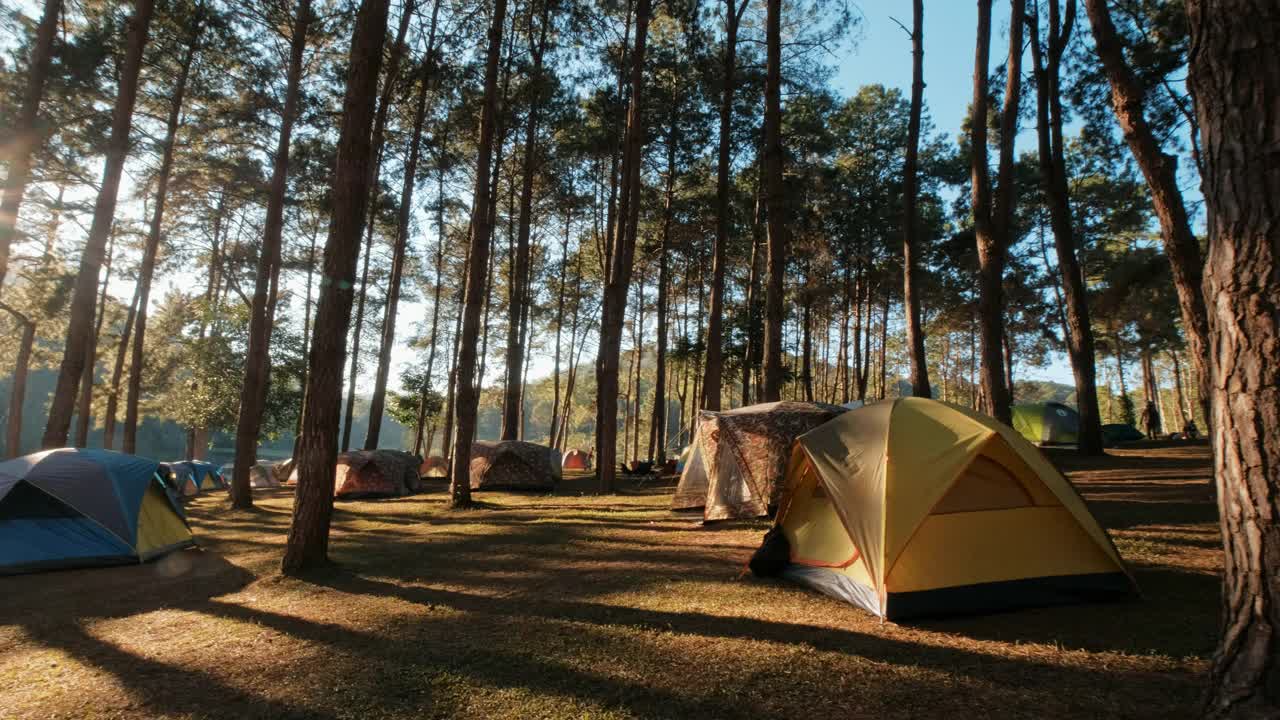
[792,547,861,570]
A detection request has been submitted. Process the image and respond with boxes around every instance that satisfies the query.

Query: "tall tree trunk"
[742,226,761,406]
[879,290,890,399]
[414,163,449,455]
[102,284,140,450]
[366,10,440,450]
[291,221,320,461]
[282,0,390,574]
[901,0,932,399]
[1169,350,1189,426]
[231,0,311,505]
[75,232,116,447]
[1,303,35,457]
[549,208,570,448]
[1188,3,1280,715]
[123,9,203,455]
[0,0,61,290]
[440,247,467,465]
[595,0,652,493]
[970,0,1021,425]
[651,132,675,462]
[801,295,814,400]
[341,0,417,452]
[631,270,645,463]
[703,0,748,411]
[476,38,514,436]
[42,0,155,448]
[1030,0,1104,455]
[501,0,553,440]
[449,0,510,508]
[760,0,787,402]
[1083,0,1212,427]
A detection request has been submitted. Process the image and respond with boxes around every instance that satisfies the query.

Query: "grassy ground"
[0,442,1219,719]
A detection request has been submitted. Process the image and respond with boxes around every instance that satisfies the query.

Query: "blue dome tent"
[0,449,195,574]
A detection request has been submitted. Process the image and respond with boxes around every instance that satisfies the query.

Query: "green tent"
[1011,402,1080,445]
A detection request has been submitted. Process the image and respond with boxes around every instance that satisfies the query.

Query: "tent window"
[930,455,1035,514]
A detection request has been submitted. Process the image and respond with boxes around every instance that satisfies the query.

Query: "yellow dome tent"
[771,398,1135,620]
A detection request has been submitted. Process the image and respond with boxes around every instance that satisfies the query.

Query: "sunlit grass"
[0,443,1218,719]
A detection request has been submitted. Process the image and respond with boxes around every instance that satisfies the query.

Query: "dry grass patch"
[0,443,1218,719]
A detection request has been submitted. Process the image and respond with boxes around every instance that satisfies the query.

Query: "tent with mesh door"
[0,449,194,574]
[469,441,561,490]
[670,401,848,521]
[334,450,424,499]
[762,398,1134,620]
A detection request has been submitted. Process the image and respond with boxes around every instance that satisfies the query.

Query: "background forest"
[0,0,1202,467]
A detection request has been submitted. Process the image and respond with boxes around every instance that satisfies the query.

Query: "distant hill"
[1012,379,1077,406]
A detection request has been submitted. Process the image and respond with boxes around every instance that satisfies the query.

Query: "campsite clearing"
[0,443,1218,719]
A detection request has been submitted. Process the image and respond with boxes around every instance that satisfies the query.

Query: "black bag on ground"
[749,526,791,577]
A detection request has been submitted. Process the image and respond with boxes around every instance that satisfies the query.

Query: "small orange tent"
[562,449,592,471]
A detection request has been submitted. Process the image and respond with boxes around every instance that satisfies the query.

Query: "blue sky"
[832,1,1078,386]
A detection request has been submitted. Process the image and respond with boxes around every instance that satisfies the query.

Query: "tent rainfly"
[764,398,1135,620]
[470,441,561,490]
[671,401,848,521]
[0,449,194,574]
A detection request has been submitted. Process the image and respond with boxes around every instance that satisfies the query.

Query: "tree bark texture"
[901,0,932,399]
[501,0,553,440]
[1186,2,1280,716]
[282,0,390,574]
[970,0,1021,426]
[1030,0,1105,455]
[1082,0,1212,427]
[702,0,748,412]
[449,0,509,508]
[761,0,787,402]
[594,0,651,493]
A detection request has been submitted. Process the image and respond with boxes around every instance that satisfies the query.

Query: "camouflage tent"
[672,401,848,521]
[470,441,561,491]
[334,450,423,499]
[420,456,448,478]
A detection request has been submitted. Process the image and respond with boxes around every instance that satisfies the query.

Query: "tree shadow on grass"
[23,620,341,720]
[300,567,1200,709]
[0,550,256,628]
